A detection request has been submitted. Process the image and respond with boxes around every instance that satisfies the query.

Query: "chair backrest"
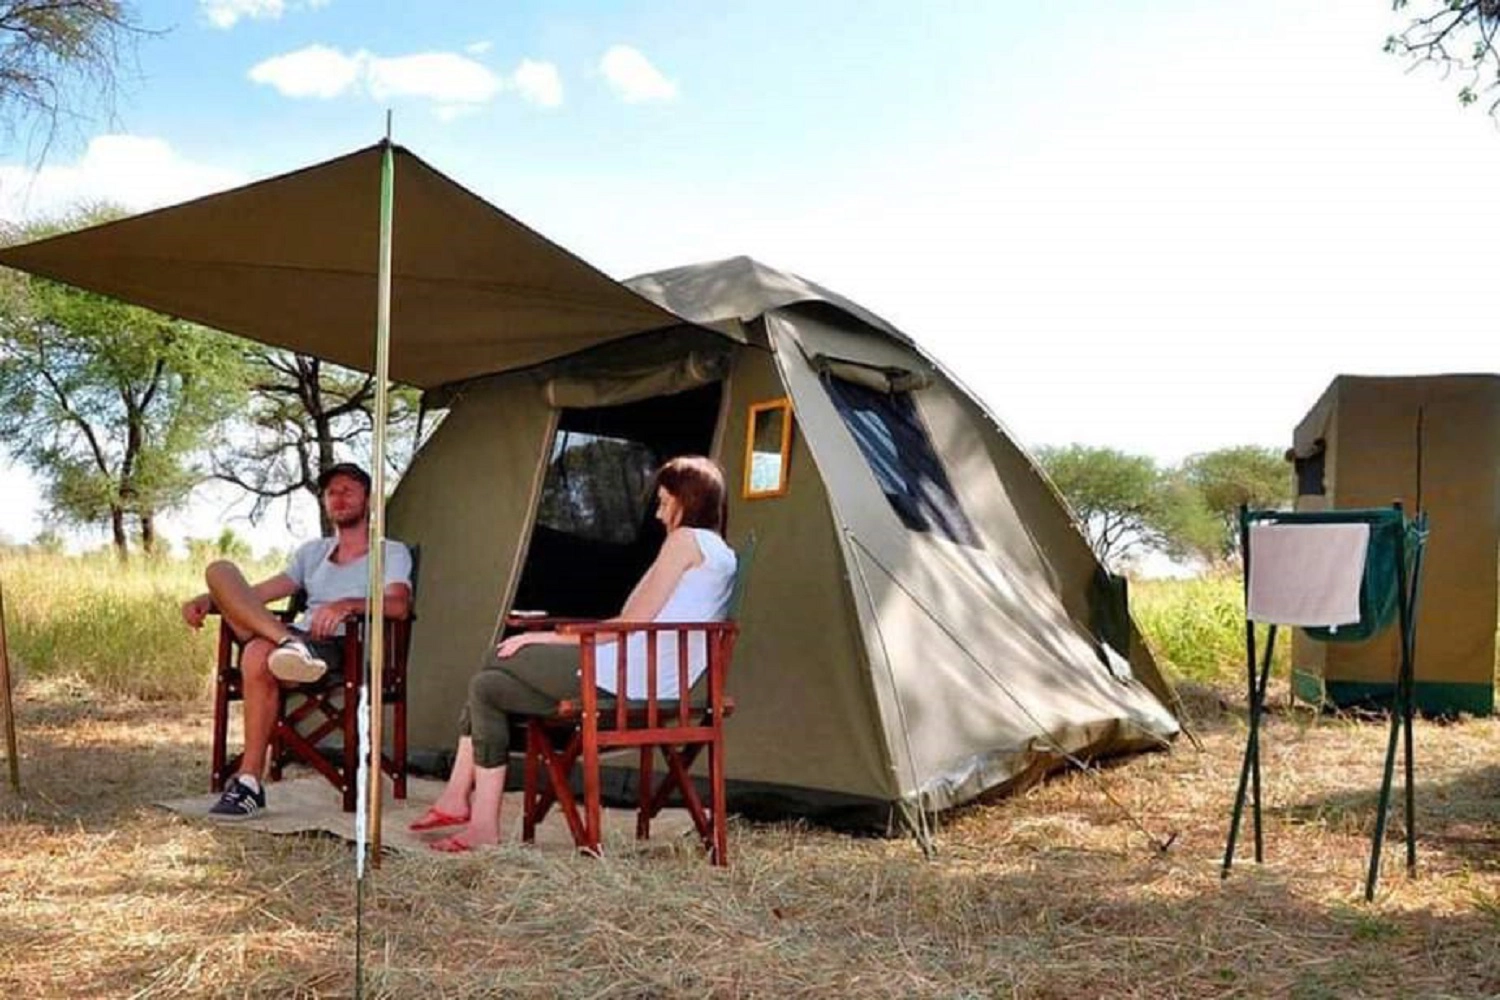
[725,532,757,624]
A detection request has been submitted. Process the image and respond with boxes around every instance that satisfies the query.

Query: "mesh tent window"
[823,376,982,548]
[535,430,657,546]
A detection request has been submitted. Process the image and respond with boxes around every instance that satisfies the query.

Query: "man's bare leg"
[238,639,280,779]
[204,561,293,645]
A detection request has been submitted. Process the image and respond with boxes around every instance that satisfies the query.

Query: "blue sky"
[2,0,1498,551]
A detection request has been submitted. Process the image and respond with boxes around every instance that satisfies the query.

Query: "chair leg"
[637,746,653,841]
[341,677,358,813]
[709,733,728,867]
[393,697,407,800]
[581,724,603,857]
[211,627,235,792]
[522,723,541,843]
[210,676,231,793]
[268,698,286,782]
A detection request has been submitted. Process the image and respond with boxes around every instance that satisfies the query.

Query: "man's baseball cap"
[317,462,372,493]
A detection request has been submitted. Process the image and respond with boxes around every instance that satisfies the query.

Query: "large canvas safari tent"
[0,143,1179,829]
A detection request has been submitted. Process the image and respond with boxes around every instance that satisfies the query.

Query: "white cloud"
[511,59,563,108]
[465,40,493,56]
[0,135,245,222]
[250,45,564,115]
[248,44,360,98]
[434,104,481,123]
[598,45,677,103]
[201,0,328,30]
[366,52,503,104]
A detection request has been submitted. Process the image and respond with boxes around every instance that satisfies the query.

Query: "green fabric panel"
[1245,507,1410,643]
[1325,679,1494,717]
[1292,669,1491,716]
[1292,668,1325,707]
[1090,570,1131,660]
[388,373,554,750]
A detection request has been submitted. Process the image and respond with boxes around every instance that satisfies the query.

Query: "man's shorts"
[286,627,346,676]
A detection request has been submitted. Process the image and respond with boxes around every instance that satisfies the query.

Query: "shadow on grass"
[1274,759,1500,874]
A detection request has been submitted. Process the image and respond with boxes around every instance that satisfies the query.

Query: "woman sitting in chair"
[413,454,737,852]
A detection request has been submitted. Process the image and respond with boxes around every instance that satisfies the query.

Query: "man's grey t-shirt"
[283,538,413,634]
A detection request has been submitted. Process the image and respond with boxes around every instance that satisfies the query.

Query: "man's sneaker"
[208,775,266,820]
[268,638,328,683]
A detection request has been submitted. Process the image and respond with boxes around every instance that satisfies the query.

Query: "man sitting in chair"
[180,462,412,819]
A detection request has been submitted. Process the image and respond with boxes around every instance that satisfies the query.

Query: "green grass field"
[0,552,280,701]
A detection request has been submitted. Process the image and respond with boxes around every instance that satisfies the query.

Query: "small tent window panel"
[743,397,793,499]
[823,376,982,548]
[535,430,657,545]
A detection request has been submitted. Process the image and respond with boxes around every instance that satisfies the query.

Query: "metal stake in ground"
[0,582,20,793]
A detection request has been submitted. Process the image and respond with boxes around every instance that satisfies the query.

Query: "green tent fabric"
[0,143,689,388]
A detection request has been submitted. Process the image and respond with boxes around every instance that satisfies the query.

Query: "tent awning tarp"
[0,143,691,389]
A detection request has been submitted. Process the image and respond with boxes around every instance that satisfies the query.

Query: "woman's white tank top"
[595,527,737,700]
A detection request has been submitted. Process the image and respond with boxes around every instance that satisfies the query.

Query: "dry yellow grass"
[2,674,1498,998]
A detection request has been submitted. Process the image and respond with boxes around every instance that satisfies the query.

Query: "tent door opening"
[510,382,725,621]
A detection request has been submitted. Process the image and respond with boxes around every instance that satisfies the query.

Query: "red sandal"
[407,807,469,832]
[429,833,482,853]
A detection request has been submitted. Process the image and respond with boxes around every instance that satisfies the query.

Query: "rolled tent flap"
[812,357,933,394]
[545,346,731,408]
[0,143,695,388]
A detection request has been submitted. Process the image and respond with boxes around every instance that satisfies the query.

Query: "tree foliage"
[214,349,419,535]
[1180,445,1293,561]
[1035,445,1186,568]
[1038,443,1292,569]
[1387,1,1500,114]
[0,207,245,557]
[0,1,150,154]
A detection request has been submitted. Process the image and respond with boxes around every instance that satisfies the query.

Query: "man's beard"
[331,508,367,529]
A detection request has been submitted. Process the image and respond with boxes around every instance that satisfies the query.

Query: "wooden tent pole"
[0,582,20,793]
[365,129,396,868]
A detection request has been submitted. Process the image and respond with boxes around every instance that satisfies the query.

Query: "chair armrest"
[556,620,737,636]
[344,610,415,624]
[505,615,593,631]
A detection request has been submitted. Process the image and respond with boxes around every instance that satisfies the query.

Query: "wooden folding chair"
[520,620,739,864]
[209,556,417,813]
[518,534,753,865]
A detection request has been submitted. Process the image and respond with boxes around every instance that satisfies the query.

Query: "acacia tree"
[0,213,245,557]
[215,349,419,536]
[1180,445,1293,562]
[0,2,150,155]
[1034,444,1208,569]
[1387,1,1500,113]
